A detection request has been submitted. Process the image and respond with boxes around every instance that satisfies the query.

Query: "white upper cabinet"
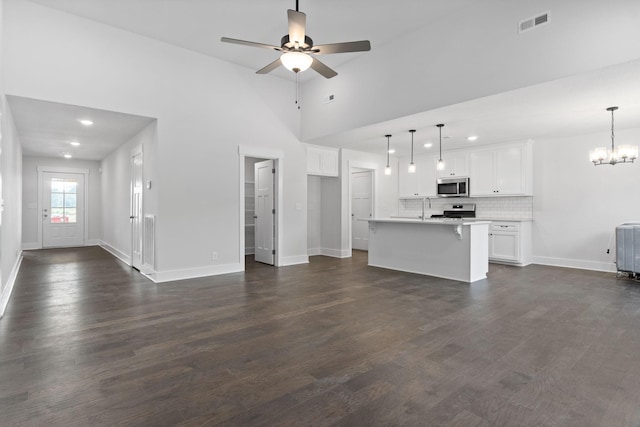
[398,155,437,198]
[469,141,533,197]
[307,145,339,177]
[436,151,468,178]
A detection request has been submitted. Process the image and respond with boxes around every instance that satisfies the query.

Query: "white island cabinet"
[367,218,490,283]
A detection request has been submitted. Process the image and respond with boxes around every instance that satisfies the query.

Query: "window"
[50,178,77,223]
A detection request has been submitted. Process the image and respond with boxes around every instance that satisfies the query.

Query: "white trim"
[149,263,243,283]
[319,248,351,258]
[307,247,321,256]
[0,252,23,319]
[532,256,617,273]
[99,241,132,265]
[86,239,100,246]
[238,146,284,270]
[37,166,90,249]
[279,255,309,266]
[22,242,40,250]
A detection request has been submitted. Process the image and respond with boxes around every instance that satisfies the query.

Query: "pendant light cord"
[438,124,443,161]
[610,107,615,152]
[386,135,390,167]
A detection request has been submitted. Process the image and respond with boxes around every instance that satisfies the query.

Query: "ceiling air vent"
[519,12,549,34]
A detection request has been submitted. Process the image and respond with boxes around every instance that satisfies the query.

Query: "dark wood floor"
[2,247,640,426]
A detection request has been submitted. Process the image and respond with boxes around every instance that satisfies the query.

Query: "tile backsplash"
[399,196,533,220]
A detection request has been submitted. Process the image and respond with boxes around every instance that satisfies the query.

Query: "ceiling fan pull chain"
[297,72,303,110]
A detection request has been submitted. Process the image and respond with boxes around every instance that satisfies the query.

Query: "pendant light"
[590,106,638,165]
[384,134,392,175]
[436,124,445,171]
[408,129,416,173]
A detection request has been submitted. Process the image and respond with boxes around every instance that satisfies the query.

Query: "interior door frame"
[238,145,283,270]
[130,146,144,269]
[347,161,376,256]
[37,166,90,249]
[350,168,374,252]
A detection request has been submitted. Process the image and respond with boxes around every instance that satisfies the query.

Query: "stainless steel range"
[431,203,476,219]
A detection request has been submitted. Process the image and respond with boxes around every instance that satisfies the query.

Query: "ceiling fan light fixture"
[280,51,313,73]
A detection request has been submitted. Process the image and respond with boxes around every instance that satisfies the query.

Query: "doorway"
[351,170,373,251]
[240,149,281,269]
[38,168,88,248]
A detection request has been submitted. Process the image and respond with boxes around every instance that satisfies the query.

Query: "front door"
[352,170,373,251]
[131,151,143,269]
[42,172,85,247]
[254,160,275,265]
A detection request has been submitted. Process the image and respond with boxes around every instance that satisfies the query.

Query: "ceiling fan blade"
[313,40,371,55]
[287,9,306,45]
[310,57,338,79]
[221,37,281,51]
[256,58,282,75]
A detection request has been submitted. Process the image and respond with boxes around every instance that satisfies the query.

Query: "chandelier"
[590,106,638,165]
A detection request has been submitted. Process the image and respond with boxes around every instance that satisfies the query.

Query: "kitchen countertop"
[369,218,491,226]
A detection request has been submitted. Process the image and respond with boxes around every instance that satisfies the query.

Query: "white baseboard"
[319,248,351,258]
[245,247,255,255]
[149,263,243,283]
[22,242,39,250]
[307,248,321,256]
[86,239,100,246]
[279,255,309,266]
[1,251,23,319]
[99,241,132,266]
[532,256,617,273]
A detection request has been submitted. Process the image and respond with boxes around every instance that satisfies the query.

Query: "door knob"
[253,215,258,219]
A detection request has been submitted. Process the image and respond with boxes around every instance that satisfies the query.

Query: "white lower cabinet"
[488,220,532,266]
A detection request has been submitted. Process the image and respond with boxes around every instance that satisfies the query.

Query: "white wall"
[532,127,640,272]
[4,0,308,282]
[302,1,640,141]
[0,100,23,316]
[21,156,101,248]
[306,175,321,254]
[320,176,342,256]
[100,121,157,264]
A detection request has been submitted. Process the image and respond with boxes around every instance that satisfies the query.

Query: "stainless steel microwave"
[437,177,469,197]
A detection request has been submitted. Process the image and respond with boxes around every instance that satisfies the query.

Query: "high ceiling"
[10,0,640,160]
[25,0,476,82]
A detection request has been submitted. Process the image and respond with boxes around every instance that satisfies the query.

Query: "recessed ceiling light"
[388,149,396,154]
[467,135,478,141]
[69,141,80,146]
[78,119,94,126]
[63,154,73,159]
[424,143,433,148]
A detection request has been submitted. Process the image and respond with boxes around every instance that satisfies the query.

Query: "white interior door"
[42,172,85,247]
[254,160,275,265]
[352,170,373,251]
[131,152,143,269]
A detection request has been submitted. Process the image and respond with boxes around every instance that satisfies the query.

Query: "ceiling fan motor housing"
[281,35,314,50]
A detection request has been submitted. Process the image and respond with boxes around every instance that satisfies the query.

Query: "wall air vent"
[519,12,549,34]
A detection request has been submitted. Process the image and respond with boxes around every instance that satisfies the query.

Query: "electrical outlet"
[212,252,218,261]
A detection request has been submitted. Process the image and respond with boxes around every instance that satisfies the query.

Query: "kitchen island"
[367,218,491,283]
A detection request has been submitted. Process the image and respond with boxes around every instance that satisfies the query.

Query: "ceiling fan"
[221,0,371,79]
